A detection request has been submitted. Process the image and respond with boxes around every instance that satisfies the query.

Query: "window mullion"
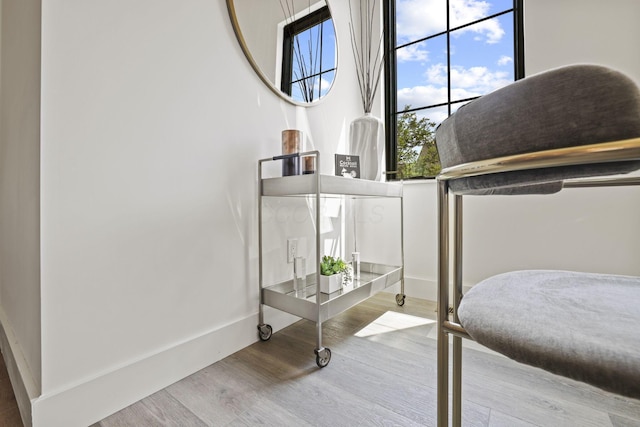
[385,0,524,180]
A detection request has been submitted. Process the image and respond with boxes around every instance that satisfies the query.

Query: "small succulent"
[320,255,348,276]
[320,255,353,286]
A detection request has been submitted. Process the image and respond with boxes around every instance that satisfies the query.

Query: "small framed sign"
[334,154,360,178]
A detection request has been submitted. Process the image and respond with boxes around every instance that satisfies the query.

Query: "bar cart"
[257,151,405,367]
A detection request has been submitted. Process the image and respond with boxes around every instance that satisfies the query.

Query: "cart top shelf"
[261,174,403,198]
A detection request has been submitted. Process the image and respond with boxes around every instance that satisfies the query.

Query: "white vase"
[349,113,384,180]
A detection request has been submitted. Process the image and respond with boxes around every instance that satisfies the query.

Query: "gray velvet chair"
[434,64,640,427]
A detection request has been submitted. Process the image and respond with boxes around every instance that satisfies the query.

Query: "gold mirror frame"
[226,0,337,106]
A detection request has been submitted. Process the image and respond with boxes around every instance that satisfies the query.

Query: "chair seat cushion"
[435,65,640,194]
[458,270,640,398]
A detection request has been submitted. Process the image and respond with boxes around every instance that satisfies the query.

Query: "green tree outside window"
[396,106,441,179]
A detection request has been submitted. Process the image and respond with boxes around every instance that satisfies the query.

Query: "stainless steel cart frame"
[258,151,405,367]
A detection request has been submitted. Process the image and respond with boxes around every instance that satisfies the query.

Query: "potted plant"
[319,255,351,294]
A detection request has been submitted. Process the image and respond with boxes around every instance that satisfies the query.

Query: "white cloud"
[450,0,504,44]
[424,109,450,125]
[450,0,490,25]
[319,76,333,96]
[397,63,511,114]
[473,18,505,44]
[425,63,447,85]
[398,84,447,109]
[398,83,479,111]
[497,55,513,66]
[396,0,506,47]
[427,63,511,93]
[396,0,446,42]
[397,43,429,62]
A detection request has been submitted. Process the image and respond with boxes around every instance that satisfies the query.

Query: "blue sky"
[291,16,337,102]
[395,0,515,124]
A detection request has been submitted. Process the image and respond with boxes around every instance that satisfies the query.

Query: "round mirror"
[227,0,337,105]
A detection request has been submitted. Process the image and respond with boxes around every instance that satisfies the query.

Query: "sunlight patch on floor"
[355,311,435,338]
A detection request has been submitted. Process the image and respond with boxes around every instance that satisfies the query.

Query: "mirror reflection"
[228,0,337,105]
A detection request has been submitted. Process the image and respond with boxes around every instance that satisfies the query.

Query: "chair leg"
[452,194,463,427]
[453,336,462,427]
[437,328,449,427]
[437,180,450,427]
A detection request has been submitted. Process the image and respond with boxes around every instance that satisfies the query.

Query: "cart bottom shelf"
[261,262,403,323]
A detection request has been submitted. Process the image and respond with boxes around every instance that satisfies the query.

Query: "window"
[281,6,337,103]
[384,0,524,180]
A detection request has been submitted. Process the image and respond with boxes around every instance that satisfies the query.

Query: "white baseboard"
[404,276,438,301]
[385,276,473,302]
[384,275,438,302]
[25,308,299,427]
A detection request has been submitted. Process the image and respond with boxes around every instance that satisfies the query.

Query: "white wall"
[34,0,367,425]
[0,1,42,425]
[400,0,640,301]
[525,0,640,82]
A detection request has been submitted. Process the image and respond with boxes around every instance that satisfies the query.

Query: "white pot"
[349,113,384,181]
[320,273,343,294]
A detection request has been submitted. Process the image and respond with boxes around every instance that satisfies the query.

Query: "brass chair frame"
[436,137,640,427]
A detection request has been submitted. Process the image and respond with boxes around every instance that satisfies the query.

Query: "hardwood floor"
[2,294,639,426]
[91,293,640,427]
[0,352,22,427]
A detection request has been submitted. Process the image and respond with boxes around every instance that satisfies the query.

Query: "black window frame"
[383,0,525,180]
[281,5,336,103]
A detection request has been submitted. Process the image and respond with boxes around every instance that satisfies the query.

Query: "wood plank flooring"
[92,294,640,426]
[0,352,22,427]
[2,293,639,426]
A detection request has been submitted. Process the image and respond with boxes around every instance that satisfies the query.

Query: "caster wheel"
[395,293,406,307]
[315,347,331,368]
[258,324,272,341]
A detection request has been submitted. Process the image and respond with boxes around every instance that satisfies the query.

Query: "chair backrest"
[435,64,640,195]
